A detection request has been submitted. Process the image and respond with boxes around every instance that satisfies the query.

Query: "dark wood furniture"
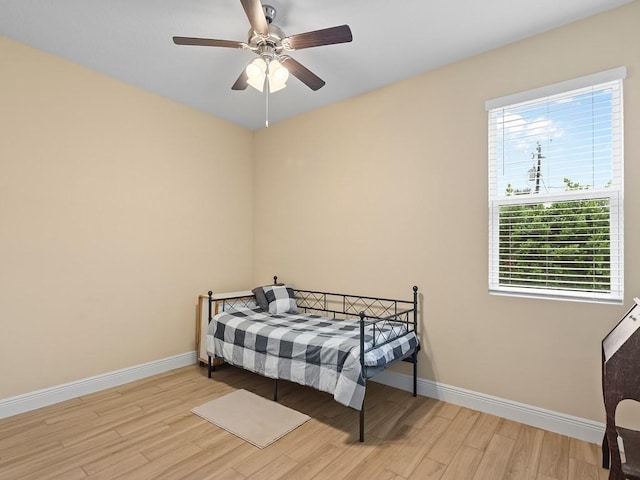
[602,298,640,479]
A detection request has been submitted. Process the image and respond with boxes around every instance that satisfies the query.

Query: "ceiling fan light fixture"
[246,58,266,80]
[245,57,289,93]
[267,59,288,92]
[270,60,288,82]
[246,57,267,91]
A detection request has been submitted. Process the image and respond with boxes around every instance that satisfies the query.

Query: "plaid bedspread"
[206,308,418,410]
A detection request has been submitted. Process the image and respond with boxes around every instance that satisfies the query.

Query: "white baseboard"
[1,354,605,445]
[0,351,197,420]
[371,370,605,445]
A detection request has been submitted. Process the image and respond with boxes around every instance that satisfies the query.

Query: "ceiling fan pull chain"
[264,63,270,128]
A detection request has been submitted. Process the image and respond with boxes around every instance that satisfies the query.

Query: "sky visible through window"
[493,85,614,197]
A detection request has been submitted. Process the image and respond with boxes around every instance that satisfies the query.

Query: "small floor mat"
[191,389,310,448]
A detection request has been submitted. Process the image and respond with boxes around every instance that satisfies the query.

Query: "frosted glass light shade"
[268,60,289,92]
[246,58,266,79]
[245,57,289,93]
[246,58,267,92]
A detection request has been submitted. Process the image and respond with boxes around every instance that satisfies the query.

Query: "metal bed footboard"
[293,283,420,443]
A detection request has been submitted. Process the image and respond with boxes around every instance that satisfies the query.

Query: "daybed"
[205,277,420,442]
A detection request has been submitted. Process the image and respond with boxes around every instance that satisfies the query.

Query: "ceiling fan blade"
[284,25,352,50]
[240,0,269,36]
[280,56,325,91]
[173,37,245,49]
[232,69,249,90]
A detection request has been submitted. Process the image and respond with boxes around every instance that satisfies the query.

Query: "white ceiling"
[1,0,632,130]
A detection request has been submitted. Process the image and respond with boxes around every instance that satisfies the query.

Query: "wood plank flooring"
[0,365,609,479]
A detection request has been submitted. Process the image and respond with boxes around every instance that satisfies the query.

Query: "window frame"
[486,68,625,304]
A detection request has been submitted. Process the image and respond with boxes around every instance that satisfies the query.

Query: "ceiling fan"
[172,0,353,92]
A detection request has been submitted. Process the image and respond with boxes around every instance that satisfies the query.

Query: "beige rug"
[191,389,310,448]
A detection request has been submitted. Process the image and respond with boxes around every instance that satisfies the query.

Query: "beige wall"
[0,38,254,398]
[253,1,640,423]
[2,1,638,424]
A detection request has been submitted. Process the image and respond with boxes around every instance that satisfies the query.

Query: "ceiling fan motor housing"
[247,23,285,55]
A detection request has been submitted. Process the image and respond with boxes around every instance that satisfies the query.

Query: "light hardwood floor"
[0,365,609,480]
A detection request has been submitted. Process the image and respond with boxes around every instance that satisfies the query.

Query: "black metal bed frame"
[206,276,419,442]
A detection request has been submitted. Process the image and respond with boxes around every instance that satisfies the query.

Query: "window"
[487,68,625,303]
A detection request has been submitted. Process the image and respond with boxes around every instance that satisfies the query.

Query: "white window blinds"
[487,68,625,303]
